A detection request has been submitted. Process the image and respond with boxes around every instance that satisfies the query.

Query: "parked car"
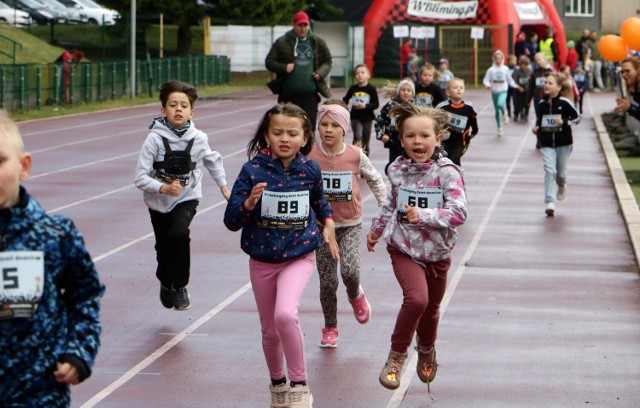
[0,1,32,25]
[61,0,118,25]
[39,0,86,23]
[4,0,67,24]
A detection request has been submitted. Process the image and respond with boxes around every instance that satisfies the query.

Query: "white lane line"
[386,119,534,407]
[79,282,252,408]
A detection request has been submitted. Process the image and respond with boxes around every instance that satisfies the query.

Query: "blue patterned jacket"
[224,149,333,263]
[0,187,104,407]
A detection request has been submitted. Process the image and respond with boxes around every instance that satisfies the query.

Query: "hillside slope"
[0,26,64,65]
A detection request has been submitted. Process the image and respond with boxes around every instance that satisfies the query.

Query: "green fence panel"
[0,55,229,113]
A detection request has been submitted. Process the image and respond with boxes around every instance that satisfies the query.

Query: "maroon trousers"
[386,245,451,353]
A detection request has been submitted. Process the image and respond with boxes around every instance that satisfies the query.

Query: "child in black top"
[512,55,533,121]
[375,80,415,174]
[343,64,380,156]
[414,63,445,108]
[436,78,479,166]
[532,72,580,217]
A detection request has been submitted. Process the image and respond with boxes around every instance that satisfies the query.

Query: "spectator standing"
[584,32,604,91]
[514,31,530,60]
[566,41,578,71]
[539,27,558,68]
[265,11,333,128]
[575,29,591,63]
[400,39,414,80]
[614,57,640,138]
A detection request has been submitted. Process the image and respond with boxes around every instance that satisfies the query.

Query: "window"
[565,0,595,17]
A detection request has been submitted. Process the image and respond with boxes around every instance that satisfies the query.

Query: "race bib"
[518,77,529,85]
[541,114,562,132]
[492,71,505,83]
[415,93,433,107]
[322,171,353,201]
[574,73,586,82]
[396,186,443,223]
[447,113,469,133]
[261,190,310,230]
[0,251,44,320]
[535,76,546,87]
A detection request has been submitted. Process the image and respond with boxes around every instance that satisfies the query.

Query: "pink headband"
[317,104,350,136]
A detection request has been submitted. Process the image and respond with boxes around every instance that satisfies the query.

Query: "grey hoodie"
[134,118,227,213]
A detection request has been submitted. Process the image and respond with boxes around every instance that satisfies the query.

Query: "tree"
[101,0,216,56]
[100,0,343,56]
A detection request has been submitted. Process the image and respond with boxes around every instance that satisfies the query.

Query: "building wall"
[601,0,640,32]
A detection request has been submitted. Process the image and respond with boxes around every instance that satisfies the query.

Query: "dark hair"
[159,80,198,108]
[389,102,450,141]
[247,103,314,159]
[353,64,370,76]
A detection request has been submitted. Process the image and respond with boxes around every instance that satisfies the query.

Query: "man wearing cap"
[265,11,333,128]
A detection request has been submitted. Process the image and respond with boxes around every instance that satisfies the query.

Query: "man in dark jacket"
[265,11,333,128]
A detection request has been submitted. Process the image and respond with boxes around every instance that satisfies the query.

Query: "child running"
[375,80,415,173]
[223,103,340,408]
[528,52,555,148]
[342,64,380,156]
[307,101,387,348]
[367,103,467,392]
[0,110,105,407]
[414,63,446,108]
[436,58,454,92]
[532,72,581,216]
[483,50,516,136]
[134,80,230,311]
[436,78,479,166]
[512,55,533,122]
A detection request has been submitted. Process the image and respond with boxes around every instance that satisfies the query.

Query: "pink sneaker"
[320,327,338,348]
[349,286,371,324]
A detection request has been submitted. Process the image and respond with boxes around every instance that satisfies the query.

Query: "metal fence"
[0,54,230,113]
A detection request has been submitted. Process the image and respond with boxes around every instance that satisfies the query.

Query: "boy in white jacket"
[134,80,230,310]
[483,50,516,136]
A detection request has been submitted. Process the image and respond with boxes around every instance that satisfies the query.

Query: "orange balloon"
[598,35,628,62]
[621,17,640,51]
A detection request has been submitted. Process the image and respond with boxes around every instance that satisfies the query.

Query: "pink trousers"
[249,251,315,382]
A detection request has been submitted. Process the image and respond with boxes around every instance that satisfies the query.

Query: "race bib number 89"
[261,190,310,230]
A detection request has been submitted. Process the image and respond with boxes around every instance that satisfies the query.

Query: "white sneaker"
[503,113,510,124]
[269,383,290,408]
[497,127,504,136]
[545,202,555,216]
[557,186,566,201]
[289,384,313,408]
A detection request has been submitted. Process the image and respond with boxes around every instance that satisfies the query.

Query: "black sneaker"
[173,286,191,310]
[160,285,174,309]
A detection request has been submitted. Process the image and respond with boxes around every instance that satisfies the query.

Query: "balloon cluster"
[599,17,640,62]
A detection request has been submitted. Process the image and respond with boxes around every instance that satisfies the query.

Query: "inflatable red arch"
[363,0,567,75]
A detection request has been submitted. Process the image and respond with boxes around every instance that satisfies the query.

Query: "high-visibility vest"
[539,38,555,62]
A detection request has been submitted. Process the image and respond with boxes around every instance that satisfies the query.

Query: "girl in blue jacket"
[224,103,339,408]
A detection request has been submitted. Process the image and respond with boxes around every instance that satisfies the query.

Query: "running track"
[18,87,640,407]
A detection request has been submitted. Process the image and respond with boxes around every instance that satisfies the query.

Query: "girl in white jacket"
[483,50,516,136]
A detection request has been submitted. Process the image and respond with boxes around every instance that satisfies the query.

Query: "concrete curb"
[594,114,640,269]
